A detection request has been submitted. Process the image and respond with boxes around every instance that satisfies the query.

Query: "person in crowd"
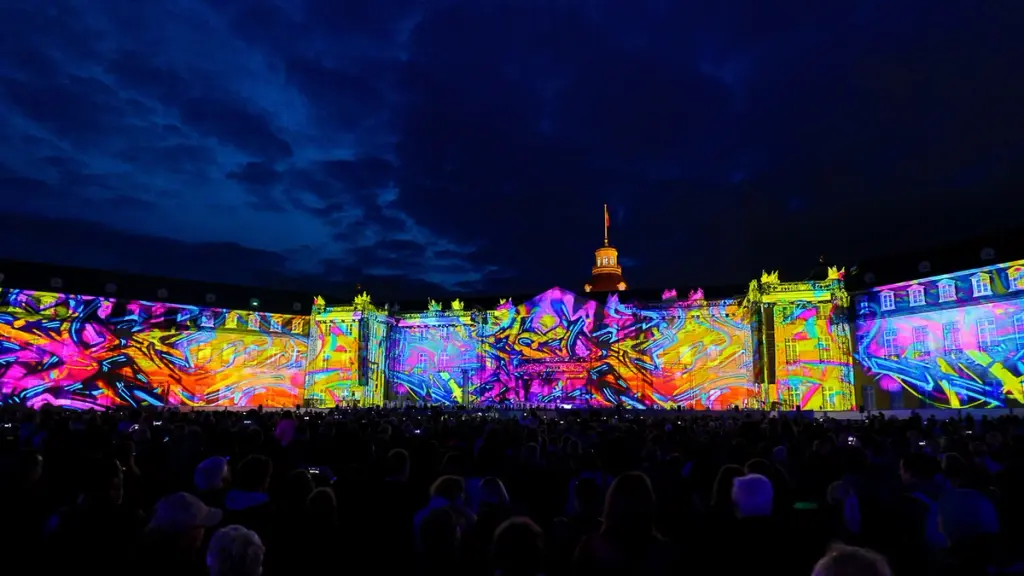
[223,455,275,542]
[142,492,223,576]
[574,471,674,575]
[207,525,265,576]
[418,506,463,575]
[46,457,146,576]
[812,544,893,576]
[415,475,476,535]
[492,517,545,576]
[194,456,230,507]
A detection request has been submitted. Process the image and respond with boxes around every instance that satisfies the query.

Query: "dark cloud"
[0,0,1021,299]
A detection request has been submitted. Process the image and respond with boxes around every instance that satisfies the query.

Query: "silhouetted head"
[602,472,656,536]
[492,517,544,576]
[732,474,773,518]
[812,544,891,576]
[386,448,410,481]
[235,456,272,493]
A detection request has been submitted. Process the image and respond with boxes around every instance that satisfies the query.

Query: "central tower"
[585,204,627,293]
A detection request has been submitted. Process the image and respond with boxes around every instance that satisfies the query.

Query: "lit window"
[942,322,962,354]
[883,329,899,358]
[879,291,895,311]
[199,311,216,328]
[912,326,930,359]
[938,280,956,303]
[977,317,997,350]
[908,285,925,307]
[784,338,799,365]
[196,346,212,366]
[818,339,833,363]
[438,353,449,368]
[224,313,237,329]
[248,314,260,330]
[1011,269,1024,291]
[972,273,992,297]
[1015,315,1024,348]
[291,318,303,333]
[417,352,428,371]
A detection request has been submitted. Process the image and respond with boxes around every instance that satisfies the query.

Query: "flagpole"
[603,204,609,246]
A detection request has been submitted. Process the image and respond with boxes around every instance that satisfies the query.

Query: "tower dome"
[584,204,627,293]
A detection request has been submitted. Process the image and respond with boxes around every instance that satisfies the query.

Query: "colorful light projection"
[306,295,363,407]
[750,268,856,411]
[388,299,481,405]
[0,289,307,409]
[855,261,1024,409]
[464,287,756,409]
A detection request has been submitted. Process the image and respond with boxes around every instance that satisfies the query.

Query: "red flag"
[604,204,610,229]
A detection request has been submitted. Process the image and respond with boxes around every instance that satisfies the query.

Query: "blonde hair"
[207,525,264,576]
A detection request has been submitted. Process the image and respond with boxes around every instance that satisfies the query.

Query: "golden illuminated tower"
[585,204,627,293]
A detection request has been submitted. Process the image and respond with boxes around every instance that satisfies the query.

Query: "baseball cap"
[149,492,223,532]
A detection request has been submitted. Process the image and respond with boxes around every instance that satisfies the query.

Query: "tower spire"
[585,204,627,293]
[603,204,609,246]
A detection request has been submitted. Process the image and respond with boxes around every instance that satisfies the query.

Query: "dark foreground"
[0,405,1017,575]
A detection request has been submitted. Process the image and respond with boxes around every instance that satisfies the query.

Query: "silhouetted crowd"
[1,404,1020,575]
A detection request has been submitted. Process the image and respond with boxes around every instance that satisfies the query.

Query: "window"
[1016,315,1024,348]
[247,314,260,330]
[883,329,899,358]
[972,273,992,297]
[908,285,925,307]
[879,291,895,311]
[291,318,303,333]
[438,352,449,369]
[938,280,956,303]
[199,311,215,328]
[862,385,876,412]
[1011,269,1024,291]
[196,346,212,366]
[977,317,997,350]
[818,339,833,363]
[784,338,799,365]
[225,313,237,329]
[417,352,428,371]
[912,325,930,359]
[245,347,259,365]
[943,322,962,354]
[707,345,720,362]
[439,326,450,340]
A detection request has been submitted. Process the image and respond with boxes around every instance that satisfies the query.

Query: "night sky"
[1,2,1022,300]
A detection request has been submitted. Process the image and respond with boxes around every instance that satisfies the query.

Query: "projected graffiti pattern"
[855,267,1024,409]
[388,313,480,405]
[387,288,756,408]
[0,289,307,409]
[770,301,854,410]
[306,314,361,406]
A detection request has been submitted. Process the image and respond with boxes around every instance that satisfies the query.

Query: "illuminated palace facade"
[853,259,1024,410]
[0,227,860,411]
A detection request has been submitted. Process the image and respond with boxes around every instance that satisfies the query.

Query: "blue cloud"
[0,0,1021,299]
